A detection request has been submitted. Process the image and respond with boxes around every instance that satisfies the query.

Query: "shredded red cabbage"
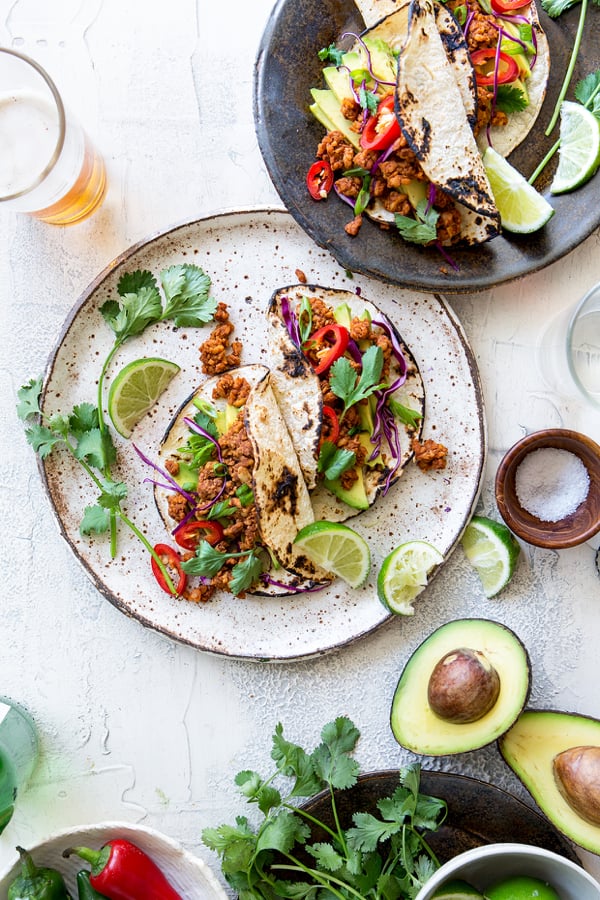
[183,416,223,465]
[280,295,301,347]
[133,443,197,504]
[371,318,408,378]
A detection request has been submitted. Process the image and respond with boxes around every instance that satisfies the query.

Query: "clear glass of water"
[0,697,39,833]
[536,281,600,410]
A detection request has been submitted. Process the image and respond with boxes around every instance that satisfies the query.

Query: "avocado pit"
[427,647,501,724]
[553,745,600,826]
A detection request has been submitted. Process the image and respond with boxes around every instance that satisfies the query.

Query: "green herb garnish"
[318,441,356,480]
[388,398,424,430]
[329,345,386,418]
[202,717,446,899]
[394,199,439,245]
[318,44,345,66]
[181,542,265,595]
[495,84,529,114]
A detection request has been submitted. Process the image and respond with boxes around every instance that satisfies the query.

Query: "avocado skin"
[499,709,600,855]
[390,618,531,756]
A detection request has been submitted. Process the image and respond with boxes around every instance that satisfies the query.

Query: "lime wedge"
[377,540,444,615]
[108,357,181,438]
[461,515,520,598]
[551,101,600,195]
[483,146,555,233]
[294,521,371,588]
[431,880,485,900]
[485,875,560,900]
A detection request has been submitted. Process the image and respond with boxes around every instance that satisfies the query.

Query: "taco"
[308,0,549,245]
[267,285,427,523]
[153,363,331,599]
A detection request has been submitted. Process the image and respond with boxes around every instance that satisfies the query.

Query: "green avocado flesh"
[390,619,530,755]
[499,709,600,854]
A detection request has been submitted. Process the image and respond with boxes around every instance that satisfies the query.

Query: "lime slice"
[461,515,520,598]
[483,146,554,233]
[294,521,371,588]
[377,540,444,615]
[108,357,181,438]
[431,880,485,900]
[551,100,600,195]
[485,875,560,900]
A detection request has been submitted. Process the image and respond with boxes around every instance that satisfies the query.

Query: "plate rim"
[37,207,487,661]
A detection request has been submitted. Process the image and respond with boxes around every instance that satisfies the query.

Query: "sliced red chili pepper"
[320,405,340,445]
[173,519,224,551]
[471,47,520,86]
[151,543,186,595]
[307,160,334,200]
[305,323,350,375]
[490,0,531,12]
[360,94,401,152]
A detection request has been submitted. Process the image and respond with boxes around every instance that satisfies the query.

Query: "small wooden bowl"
[495,429,600,549]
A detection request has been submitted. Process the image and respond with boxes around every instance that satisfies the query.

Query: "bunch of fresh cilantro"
[202,716,446,900]
[17,263,216,593]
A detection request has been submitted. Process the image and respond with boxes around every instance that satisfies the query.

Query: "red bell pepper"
[360,94,401,151]
[307,160,334,200]
[63,839,182,900]
[173,519,224,551]
[151,543,186,595]
[320,405,340,445]
[305,323,350,374]
[471,47,519,86]
[490,0,531,12]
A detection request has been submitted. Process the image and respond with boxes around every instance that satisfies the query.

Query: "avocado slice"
[499,709,600,855]
[390,619,531,755]
[325,468,369,510]
[309,89,361,148]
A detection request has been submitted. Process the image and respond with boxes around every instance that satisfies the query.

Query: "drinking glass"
[0,46,107,224]
[0,697,39,833]
[536,281,600,411]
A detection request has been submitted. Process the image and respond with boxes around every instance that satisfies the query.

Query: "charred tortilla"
[155,363,330,595]
[267,285,426,523]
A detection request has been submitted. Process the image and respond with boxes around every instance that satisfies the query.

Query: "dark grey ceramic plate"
[254,0,600,294]
[301,770,580,863]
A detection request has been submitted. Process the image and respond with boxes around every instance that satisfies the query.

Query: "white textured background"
[1,0,600,892]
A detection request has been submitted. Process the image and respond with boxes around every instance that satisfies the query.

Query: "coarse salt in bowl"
[495,429,600,549]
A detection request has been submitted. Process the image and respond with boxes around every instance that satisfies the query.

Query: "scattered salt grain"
[515,447,590,522]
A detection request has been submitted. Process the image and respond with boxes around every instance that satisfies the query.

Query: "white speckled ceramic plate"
[0,822,227,898]
[40,208,486,660]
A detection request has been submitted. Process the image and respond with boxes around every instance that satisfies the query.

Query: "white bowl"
[0,822,228,899]
[415,842,600,900]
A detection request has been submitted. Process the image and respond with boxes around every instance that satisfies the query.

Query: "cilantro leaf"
[25,424,63,459]
[100,270,163,341]
[330,345,385,417]
[318,441,355,481]
[74,427,116,471]
[69,402,100,434]
[541,0,579,16]
[358,86,379,114]
[80,504,110,536]
[256,810,310,854]
[182,541,228,577]
[395,199,439,245]
[495,84,529,114]
[346,812,401,852]
[576,69,600,117]
[160,264,216,327]
[306,842,344,871]
[311,717,361,790]
[271,723,323,797]
[17,377,43,421]
[235,770,282,815]
[318,43,344,66]
[388,398,423,429]
[97,480,128,511]
[229,552,264,595]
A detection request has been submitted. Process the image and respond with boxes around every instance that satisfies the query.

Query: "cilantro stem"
[272,859,366,900]
[545,0,588,135]
[284,803,340,844]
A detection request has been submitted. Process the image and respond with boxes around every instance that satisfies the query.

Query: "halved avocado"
[499,709,600,855]
[390,619,530,755]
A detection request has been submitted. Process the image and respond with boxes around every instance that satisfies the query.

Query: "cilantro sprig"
[202,717,446,899]
[182,542,265,596]
[17,263,217,591]
[329,345,386,419]
[394,200,439,245]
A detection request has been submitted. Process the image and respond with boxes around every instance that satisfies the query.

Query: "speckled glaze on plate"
[301,770,580,864]
[40,208,485,661]
[253,0,600,294]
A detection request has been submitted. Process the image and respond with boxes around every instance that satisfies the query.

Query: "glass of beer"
[0,696,39,833]
[0,47,107,225]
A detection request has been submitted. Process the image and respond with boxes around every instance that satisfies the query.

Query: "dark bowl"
[495,429,600,549]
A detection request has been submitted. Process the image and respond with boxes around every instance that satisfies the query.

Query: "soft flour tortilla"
[268,285,426,523]
[155,363,330,590]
